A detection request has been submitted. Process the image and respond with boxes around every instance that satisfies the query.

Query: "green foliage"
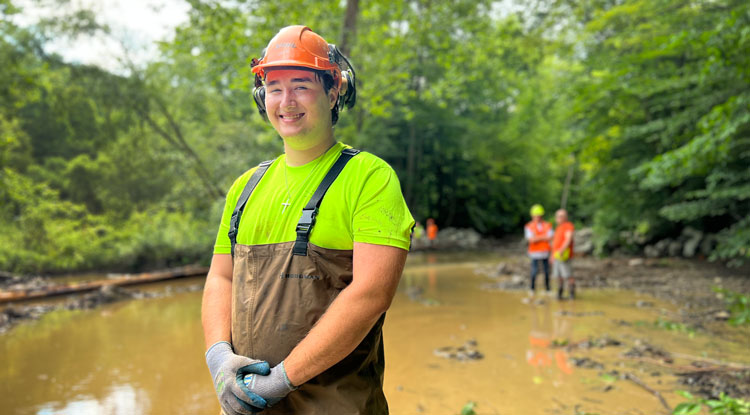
[0,167,216,273]
[599,372,617,383]
[460,401,477,415]
[674,390,750,415]
[0,1,278,274]
[562,0,750,261]
[633,318,696,336]
[654,318,696,337]
[711,215,750,267]
[713,287,750,326]
[2,0,750,273]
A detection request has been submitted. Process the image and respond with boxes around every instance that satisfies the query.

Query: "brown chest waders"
[226,148,388,415]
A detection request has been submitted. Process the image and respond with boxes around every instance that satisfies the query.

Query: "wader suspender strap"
[229,160,273,257]
[293,148,360,256]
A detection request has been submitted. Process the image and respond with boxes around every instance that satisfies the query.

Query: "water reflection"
[402,254,441,306]
[526,302,573,388]
[37,384,148,415]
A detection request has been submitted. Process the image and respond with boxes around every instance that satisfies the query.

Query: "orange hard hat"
[251,25,341,88]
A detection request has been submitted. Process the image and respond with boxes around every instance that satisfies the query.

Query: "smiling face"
[264,68,338,151]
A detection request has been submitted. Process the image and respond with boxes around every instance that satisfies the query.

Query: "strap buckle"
[292,148,359,256]
[294,208,318,256]
[296,208,318,234]
[228,212,239,235]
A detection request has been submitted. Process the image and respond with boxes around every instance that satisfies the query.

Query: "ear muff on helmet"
[251,56,268,120]
[328,45,357,111]
[253,83,267,119]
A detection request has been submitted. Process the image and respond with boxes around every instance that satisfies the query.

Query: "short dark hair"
[313,70,339,125]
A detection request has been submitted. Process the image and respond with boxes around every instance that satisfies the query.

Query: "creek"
[1,252,747,414]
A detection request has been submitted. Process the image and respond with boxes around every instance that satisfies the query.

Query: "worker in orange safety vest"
[524,204,553,296]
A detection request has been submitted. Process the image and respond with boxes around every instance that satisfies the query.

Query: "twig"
[624,372,671,414]
[551,397,567,410]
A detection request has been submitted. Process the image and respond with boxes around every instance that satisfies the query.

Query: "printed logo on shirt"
[279,273,321,280]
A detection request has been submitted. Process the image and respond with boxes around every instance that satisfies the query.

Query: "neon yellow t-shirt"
[213,142,414,253]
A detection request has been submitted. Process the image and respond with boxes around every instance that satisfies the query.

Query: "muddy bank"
[559,335,750,403]
[0,265,208,334]
[0,274,50,291]
[480,252,750,327]
[0,283,203,334]
[680,369,750,399]
[477,249,750,404]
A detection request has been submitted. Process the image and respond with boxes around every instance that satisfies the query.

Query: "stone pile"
[411,227,483,250]
[587,225,719,259]
[434,227,482,249]
[574,228,595,255]
[642,227,717,259]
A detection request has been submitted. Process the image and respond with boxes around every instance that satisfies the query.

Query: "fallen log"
[0,265,208,303]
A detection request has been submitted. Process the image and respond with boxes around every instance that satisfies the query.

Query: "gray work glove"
[242,361,298,407]
[206,341,270,414]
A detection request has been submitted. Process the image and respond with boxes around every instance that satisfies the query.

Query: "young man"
[524,204,553,296]
[552,209,575,300]
[201,26,414,415]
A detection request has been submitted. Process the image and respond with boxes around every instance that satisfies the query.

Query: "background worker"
[524,204,553,296]
[426,218,438,248]
[412,221,425,247]
[552,209,575,299]
[201,26,414,414]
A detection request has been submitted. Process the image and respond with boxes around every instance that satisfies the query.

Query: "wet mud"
[433,339,484,361]
[679,369,750,400]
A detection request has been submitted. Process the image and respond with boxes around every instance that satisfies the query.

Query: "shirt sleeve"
[524,226,533,240]
[351,166,414,250]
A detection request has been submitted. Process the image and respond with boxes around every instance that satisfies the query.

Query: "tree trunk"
[405,120,417,207]
[340,0,361,132]
[339,0,359,56]
[560,154,576,210]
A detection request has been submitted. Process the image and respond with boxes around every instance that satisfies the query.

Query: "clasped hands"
[206,341,297,414]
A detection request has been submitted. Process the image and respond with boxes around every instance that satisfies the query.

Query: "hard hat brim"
[252,60,339,75]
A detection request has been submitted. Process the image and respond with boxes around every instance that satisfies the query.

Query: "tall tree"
[339,0,359,56]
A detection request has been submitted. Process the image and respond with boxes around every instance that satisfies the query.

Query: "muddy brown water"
[1,253,748,415]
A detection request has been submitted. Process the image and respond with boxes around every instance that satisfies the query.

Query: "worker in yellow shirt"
[201,26,414,415]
